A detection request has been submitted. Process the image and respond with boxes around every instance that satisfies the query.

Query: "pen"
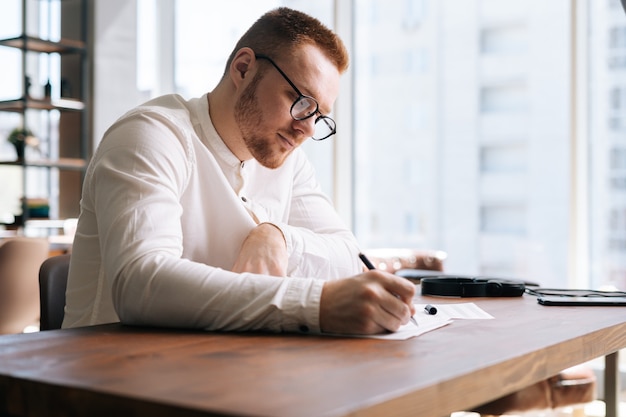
[358,253,418,328]
[358,252,376,270]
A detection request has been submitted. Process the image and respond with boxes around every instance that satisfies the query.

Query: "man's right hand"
[319,270,416,335]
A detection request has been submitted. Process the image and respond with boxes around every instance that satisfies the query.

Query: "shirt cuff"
[281,277,324,333]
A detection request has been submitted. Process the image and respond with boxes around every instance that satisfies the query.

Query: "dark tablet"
[537,296,626,306]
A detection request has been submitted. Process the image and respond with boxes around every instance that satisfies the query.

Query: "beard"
[234,72,292,169]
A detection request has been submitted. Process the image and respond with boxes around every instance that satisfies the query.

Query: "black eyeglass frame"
[255,53,337,141]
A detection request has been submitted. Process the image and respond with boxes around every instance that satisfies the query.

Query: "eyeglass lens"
[291,97,336,140]
[313,115,336,141]
[291,97,316,119]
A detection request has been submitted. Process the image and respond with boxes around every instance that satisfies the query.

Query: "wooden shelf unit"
[0,0,91,228]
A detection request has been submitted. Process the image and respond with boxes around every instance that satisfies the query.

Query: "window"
[81,1,626,292]
[352,0,625,291]
[4,1,624,291]
[0,0,63,224]
[588,0,626,290]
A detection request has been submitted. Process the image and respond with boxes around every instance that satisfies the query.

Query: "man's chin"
[259,156,287,169]
[257,150,291,169]
[246,138,293,169]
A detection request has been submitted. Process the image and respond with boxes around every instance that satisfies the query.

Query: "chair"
[472,364,596,416]
[362,248,447,274]
[38,254,70,330]
[0,237,49,334]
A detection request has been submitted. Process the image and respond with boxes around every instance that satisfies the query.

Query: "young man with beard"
[63,7,416,335]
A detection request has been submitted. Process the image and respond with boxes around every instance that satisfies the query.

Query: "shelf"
[0,97,85,112]
[0,158,86,170]
[2,0,91,225]
[0,35,85,54]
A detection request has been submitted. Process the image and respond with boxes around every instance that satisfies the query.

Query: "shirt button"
[241,196,247,202]
[299,325,309,333]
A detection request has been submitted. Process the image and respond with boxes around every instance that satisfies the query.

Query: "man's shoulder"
[124,94,195,120]
[138,93,191,109]
[99,94,203,158]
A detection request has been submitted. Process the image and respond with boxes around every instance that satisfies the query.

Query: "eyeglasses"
[255,54,337,141]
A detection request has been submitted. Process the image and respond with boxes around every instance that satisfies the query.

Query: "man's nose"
[293,116,316,139]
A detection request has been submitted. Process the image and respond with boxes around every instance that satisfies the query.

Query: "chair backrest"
[38,254,71,331]
[0,237,50,334]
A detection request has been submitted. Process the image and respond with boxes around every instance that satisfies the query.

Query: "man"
[63,7,415,335]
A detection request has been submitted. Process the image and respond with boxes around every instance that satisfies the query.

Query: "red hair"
[224,7,349,76]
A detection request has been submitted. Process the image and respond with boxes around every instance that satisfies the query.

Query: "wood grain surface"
[0,293,624,417]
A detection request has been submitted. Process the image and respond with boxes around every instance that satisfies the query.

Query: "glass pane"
[0,0,22,39]
[588,0,626,290]
[353,0,577,288]
[0,0,60,225]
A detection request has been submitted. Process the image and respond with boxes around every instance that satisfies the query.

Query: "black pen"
[358,252,376,270]
[358,253,418,327]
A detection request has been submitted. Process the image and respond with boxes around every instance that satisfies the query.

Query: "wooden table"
[0,294,624,417]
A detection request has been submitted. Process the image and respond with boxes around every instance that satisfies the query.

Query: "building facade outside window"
[353,0,625,292]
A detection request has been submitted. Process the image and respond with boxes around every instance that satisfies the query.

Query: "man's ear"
[229,48,255,88]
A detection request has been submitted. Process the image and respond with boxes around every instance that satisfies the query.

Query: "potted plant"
[7,128,37,161]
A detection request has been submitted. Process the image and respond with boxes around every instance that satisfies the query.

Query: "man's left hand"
[231,223,288,276]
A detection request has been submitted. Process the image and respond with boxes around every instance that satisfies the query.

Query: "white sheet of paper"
[362,303,493,340]
[418,302,494,320]
[366,312,452,340]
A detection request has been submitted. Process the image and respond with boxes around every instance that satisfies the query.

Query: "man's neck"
[207,89,251,161]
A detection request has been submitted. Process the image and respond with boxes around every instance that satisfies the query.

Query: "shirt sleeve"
[273,152,362,279]
[85,109,326,333]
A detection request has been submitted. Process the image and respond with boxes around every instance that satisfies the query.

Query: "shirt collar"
[197,93,248,169]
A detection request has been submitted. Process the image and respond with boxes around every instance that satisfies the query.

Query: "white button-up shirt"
[63,94,361,333]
